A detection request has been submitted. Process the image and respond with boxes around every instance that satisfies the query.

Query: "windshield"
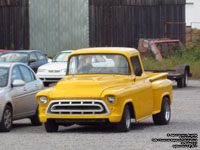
[68,54,130,75]
[53,52,71,62]
[0,67,9,87]
[0,52,28,63]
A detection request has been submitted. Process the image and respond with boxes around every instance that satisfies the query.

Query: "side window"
[29,52,37,61]
[19,65,35,83]
[131,56,143,76]
[36,52,46,61]
[12,66,23,82]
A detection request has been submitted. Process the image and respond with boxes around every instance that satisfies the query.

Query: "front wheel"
[0,105,13,132]
[45,119,59,132]
[115,105,131,132]
[153,97,171,125]
[30,107,42,126]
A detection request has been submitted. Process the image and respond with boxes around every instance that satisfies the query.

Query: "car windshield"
[68,54,130,75]
[0,52,28,63]
[53,52,71,62]
[0,67,9,87]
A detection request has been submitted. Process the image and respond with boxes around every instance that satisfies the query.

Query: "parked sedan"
[0,63,44,132]
[0,50,48,72]
[37,50,74,86]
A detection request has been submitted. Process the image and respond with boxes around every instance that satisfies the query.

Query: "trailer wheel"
[177,78,184,88]
[184,70,188,87]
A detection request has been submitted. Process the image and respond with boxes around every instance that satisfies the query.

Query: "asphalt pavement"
[0,80,199,150]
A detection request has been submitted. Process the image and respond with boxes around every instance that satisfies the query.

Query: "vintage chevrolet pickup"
[36,47,172,132]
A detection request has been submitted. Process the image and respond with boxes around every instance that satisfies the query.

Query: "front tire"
[45,119,58,132]
[153,97,171,125]
[115,105,131,132]
[0,105,13,132]
[30,107,42,126]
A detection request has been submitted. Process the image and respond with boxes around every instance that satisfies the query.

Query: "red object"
[0,50,9,53]
[138,39,184,61]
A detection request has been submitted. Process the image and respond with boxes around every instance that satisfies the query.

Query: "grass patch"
[142,44,200,79]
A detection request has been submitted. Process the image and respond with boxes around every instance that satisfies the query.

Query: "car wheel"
[115,105,131,132]
[43,82,50,87]
[30,107,42,126]
[153,97,171,125]
[45,119,58,132]
[0,105,13,132]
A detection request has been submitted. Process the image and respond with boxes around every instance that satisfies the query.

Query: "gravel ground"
[0,80,199,150]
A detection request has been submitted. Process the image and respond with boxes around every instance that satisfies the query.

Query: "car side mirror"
[135,68,142,76]
[12,80,25,87]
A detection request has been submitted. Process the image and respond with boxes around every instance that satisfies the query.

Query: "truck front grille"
[46,100,110,115]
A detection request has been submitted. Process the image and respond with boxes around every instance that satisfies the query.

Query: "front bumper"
[39,113,122,123]
[37,74,64,82]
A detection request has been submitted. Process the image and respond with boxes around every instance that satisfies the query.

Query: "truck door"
[130,56,153,120]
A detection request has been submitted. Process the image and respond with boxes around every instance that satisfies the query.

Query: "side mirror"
[12,80,25,87]
[135,68,142,76]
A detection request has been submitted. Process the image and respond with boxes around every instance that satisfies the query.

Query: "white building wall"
[186,0,200,28]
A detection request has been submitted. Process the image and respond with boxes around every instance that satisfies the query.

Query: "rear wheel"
[0,105,13,132]
[115,105,131,132]
[45,119,59,132]
[153,97,171,125]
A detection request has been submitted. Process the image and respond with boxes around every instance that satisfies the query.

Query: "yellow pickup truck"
[36,47,172,132]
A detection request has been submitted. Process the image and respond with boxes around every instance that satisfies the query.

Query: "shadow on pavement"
[59,122,154,133]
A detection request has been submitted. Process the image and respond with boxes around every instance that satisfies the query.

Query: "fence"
[89,0,186,48]
[0,0,29,50]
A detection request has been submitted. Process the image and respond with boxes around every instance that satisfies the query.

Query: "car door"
[18,65,40,115]
[28,52,39,72]
[35,51,48,68]
[130,55,153,120]
[10,65,28,119]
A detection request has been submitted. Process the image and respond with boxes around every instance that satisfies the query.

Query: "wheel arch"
[122,99,136,120]
[5,102,13,112]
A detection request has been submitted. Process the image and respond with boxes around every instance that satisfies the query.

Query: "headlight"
[39,96,48,104]
[107,95,116,104]
[38,69,46,72]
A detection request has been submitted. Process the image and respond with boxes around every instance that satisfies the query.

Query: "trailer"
[138,39,192,88]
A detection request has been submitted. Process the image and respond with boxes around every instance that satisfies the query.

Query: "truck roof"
[72,47,139,56]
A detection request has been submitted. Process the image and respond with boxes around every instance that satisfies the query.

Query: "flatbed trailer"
[145,65,192,88]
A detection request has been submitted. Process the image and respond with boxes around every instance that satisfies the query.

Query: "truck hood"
[49,75,131,99]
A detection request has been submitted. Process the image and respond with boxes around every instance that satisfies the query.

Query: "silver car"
[0,63,44,132]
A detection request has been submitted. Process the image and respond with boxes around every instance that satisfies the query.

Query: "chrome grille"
[46,100,110,115]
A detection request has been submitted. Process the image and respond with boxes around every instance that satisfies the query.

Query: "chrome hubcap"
[165,103,170,121]
[4,109,12,129]
[126,111,131,129]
